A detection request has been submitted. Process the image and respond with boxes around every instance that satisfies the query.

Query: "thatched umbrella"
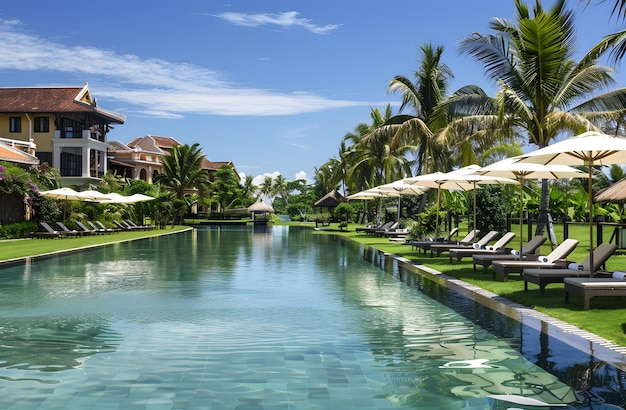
[247,200,274,213]
[595,177,626,204]
[314,190,344,208]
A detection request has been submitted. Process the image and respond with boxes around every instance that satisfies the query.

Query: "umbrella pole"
[434,186,441,239]
[473,182,477,243]
[519,179,524,257]
[588,163,595,276]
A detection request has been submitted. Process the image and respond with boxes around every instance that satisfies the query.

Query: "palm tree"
[156,143,210,200]
[154,143,210,224]
[259,176,275,204]
[382,43,454,175]
[458,0,626,233]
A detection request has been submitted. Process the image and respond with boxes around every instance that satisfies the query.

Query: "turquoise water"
[0,226,623,409]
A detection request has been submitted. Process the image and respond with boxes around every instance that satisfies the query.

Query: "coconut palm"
[155,143,210,201]
[458,0,626,233]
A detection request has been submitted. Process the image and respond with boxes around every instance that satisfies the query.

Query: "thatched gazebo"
[313,190,345,227]
[248,200,274,225]
[595,177,626,204]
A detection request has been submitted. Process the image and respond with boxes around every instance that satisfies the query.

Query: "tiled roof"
[127,135,180,150]
[0,143,39,165]
[0,87,125,123]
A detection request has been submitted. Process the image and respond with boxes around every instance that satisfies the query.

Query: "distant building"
[0,83,125,185]
[108,134,240,183]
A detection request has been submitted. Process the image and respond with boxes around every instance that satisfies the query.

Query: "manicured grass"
[320,223,626,347]
[0,226,190,262]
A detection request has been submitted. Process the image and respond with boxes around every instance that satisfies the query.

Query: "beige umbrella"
[375,180,428,223]
[405,166,518,240]
[476,156,586,255]
[39,187,87,221]
[517,130,626,274]
[101,193,155,204]
[75,190,114,202]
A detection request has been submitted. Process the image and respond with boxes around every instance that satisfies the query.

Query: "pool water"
[0,226,623,409]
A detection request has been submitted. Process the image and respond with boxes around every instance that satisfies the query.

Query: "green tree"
[458,0,626,233]
[211,165,242,211]
[154,143,210,223]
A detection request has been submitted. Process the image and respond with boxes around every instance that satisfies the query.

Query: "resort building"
[0,83,125,185]
[108,134,241,184]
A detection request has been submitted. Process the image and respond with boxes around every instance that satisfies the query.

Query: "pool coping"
[380,251,626,370]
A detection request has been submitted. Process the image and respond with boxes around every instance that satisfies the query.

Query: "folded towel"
[510,249,520,256]
[568,263,584,271]
[612,271,626,280]
[538,256,549,263]
[486,246,494,251]
[473,243,481,249]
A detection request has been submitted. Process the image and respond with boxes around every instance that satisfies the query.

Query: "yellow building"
[0,83,125,185]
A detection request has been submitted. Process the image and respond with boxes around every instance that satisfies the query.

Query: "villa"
[0,83,125,185]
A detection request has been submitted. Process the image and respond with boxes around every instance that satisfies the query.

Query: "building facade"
[0,83,125,185]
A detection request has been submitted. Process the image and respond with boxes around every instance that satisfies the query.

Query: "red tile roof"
[127,135,180,150]
[0,143,39,165]
[0,87,125,123]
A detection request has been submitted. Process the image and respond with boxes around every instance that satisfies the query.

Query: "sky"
[0,0,623,186]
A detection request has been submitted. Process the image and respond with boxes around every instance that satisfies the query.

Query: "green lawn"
[0,226,190,262]
[319,223,626,347]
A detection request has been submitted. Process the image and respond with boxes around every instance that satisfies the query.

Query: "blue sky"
[0,1,622,185]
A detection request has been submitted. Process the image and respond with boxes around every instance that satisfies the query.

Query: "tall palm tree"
[382,43,454,175]
[259,176,275,204]
[458,0,626,233]
[156,143,210,200]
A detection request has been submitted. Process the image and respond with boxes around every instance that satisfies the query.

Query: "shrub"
[475,185,509,233]
[0,221,39,239]
[334,203,355,222]
[407,205,444,240]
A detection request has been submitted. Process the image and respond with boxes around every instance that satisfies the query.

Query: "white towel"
[612,271,626,280]
[538,256,549,263]
[568,263,584,271]
[473,243,481,249]
[510,249,520,256]
[486,246,494,251]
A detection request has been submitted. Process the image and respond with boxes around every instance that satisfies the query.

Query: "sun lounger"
[76,221,98,235]
[410,227,460,251]
[491,238,579,281]
[88,221,111,234]
[126,219,155,230]
[564,276,626,310]
[56,221,81,237]
[523,243,618,295]
[449,232,516,263]
[472,236,547,273]
[374,222,399,236]
[430,230,498,257]
[356,222,383,233]
[95,221,119,233]
[114,220,135,231]
[361,221,394,235]
[33,222,65,239]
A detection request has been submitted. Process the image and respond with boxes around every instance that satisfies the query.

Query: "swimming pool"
[0,226,623,409]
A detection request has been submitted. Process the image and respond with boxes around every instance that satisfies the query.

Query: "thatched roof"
[247,200,274,213]
[314,190,345,207]
[595,178,626,204]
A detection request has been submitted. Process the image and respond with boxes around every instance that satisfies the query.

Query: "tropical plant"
[458,0,626,234]
[212,165,242,211]
[154,143,210,223]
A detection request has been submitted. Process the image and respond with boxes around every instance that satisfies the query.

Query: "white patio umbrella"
[347,187,400,225]
[405,166,517,240]
[375,180,428,223]
[39,187,91,221]
[476,156,586,255]
[101,193,156,203]
[517,130,626,274]
[75,190,114,202]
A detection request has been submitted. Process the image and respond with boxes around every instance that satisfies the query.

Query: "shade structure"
[39,187,93,221]
[313,190,344,208]
[75,190,115,202]
[39,187,85,201]
[102,193,156,204]
[405,166,517,239]
[477,156,586,255]
[247,200,274,213]
[346,187,400,200]
[375,180,428,223]
[517,130,626,275]
[595,177,626,204]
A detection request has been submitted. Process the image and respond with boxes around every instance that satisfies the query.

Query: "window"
[9,117,21,133]
[34,117,50,133]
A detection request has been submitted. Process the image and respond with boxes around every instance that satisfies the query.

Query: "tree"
[154,143,210,223]
[212,165,242,211]
[259,175,276,204]
[458,0,626,233]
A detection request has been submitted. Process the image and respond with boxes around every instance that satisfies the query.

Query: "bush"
[407,206,444,240]
[334,203,355,222]
[475,185,509,234]
[0,221,39,239]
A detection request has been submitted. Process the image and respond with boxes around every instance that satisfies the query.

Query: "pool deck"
[386,252,626,367]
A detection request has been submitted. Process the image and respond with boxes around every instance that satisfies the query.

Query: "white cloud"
[0,19,366,117]
[295,171,308,182]
[212,11,340,34]
[252,171,281,186]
